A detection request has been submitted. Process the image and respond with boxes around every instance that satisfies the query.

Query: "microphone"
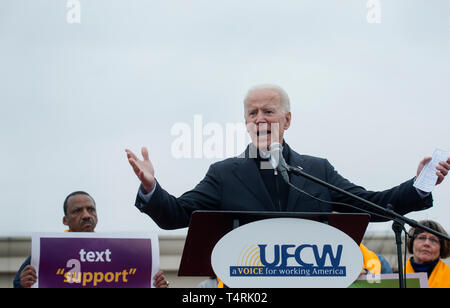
[269,142,290,184]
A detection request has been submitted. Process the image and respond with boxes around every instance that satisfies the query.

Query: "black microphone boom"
[278,156,450,288]
[284,162,449,240]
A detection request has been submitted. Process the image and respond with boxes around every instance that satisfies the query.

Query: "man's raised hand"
[416,156,450,186]
[126,147,155,193]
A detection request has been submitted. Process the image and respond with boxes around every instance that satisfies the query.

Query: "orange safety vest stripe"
[360,244,381,275]
[405,258,450,288]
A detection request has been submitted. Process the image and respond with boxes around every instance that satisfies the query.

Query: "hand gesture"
[126,147,155,193]
[416,156,450,186]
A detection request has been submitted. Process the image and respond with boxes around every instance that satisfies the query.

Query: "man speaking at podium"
[126,85,450,230]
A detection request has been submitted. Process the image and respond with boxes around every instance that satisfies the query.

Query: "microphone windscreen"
[268,142,283,169]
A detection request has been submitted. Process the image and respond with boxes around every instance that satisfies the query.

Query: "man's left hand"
[417,157,450,185]
[153,270,169,288]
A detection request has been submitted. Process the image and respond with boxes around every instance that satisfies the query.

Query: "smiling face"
[63,194,98,232]
[412,232,441,264]
[244,88,291,151]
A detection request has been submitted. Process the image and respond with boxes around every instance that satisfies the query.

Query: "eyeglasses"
[415,235,440,245]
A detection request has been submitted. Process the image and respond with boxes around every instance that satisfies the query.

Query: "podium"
[178,211,370,277]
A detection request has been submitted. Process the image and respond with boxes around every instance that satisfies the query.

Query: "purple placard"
[35,236,154,288]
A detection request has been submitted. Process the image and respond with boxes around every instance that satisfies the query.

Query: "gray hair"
[243,84,291,114]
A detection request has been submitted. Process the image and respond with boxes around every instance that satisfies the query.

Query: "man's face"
[244,88,291,151]
[63,194,98,232]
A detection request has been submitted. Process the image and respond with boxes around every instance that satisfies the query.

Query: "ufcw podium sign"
[211,218,363,288]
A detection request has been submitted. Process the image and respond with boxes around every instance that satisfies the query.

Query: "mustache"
[81,218,94,226]
[256,130,271,136]
[246,123,279,135]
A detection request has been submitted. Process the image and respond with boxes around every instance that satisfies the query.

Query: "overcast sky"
[0,0,449,237]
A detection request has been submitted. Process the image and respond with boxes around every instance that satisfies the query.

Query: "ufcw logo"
[230,244,346,277]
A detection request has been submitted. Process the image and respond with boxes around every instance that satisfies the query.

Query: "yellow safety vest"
[360,244,381,275]
[405,258,450,288]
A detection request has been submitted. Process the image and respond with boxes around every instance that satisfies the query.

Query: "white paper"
[414,149,450,193]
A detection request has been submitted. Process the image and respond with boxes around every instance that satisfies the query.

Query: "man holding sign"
[14,191,168,288]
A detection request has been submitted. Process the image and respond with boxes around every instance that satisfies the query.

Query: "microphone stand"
[282,163,450,288]
[391,219,407,288]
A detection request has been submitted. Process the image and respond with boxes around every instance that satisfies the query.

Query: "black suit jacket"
[135,144,433,229]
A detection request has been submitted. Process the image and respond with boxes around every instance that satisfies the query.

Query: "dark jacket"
[135,144,432,229]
